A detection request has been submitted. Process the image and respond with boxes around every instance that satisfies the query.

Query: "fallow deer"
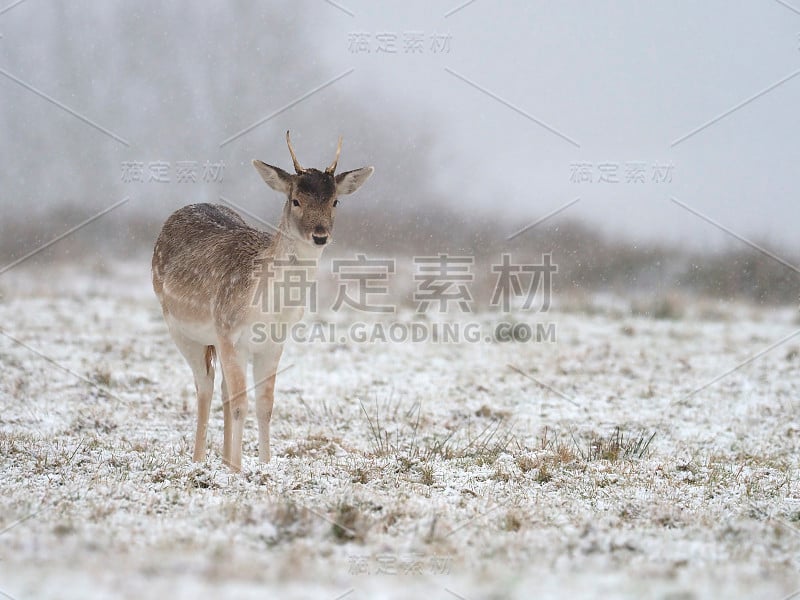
[152,131,373,471]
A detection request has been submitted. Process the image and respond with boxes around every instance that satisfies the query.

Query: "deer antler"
[285,130,305,173]
[326,136,343,174]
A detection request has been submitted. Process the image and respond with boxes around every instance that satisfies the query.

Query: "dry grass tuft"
[331,502,368,543]
[577,427,656,462]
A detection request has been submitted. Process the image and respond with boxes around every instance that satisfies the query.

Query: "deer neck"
[269,222,325,264]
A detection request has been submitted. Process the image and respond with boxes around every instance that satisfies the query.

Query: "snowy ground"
[1,259,800,599]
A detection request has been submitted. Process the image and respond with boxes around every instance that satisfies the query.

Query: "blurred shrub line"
[1,204,797,305]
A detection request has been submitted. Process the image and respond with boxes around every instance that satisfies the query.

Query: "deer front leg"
[216,336,248,471]
[221,376,231,460]
[252,343,284,463]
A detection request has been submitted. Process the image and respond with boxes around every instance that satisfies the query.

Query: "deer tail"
[205,345,216,376]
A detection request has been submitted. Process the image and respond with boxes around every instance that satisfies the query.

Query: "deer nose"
[312,226,328,245]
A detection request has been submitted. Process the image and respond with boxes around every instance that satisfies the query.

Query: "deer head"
[252,131,374,247]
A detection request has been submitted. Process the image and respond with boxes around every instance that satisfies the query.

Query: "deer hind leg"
[216,336,249,471]
[169,331,215,462]
[252,344,284,463]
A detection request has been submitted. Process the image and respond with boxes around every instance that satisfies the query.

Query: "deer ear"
[252,160,293,194]
[335,166,374,196]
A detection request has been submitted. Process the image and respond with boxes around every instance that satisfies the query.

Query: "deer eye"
[333,199,339,207]
[292,199,300,207]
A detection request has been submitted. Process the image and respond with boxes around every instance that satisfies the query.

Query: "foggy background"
[0,0,798,303]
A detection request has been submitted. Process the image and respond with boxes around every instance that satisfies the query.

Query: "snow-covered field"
[1,260,800,599]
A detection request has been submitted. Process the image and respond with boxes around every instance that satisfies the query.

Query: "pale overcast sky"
[310,0,800,249]
[1,1,798,252]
